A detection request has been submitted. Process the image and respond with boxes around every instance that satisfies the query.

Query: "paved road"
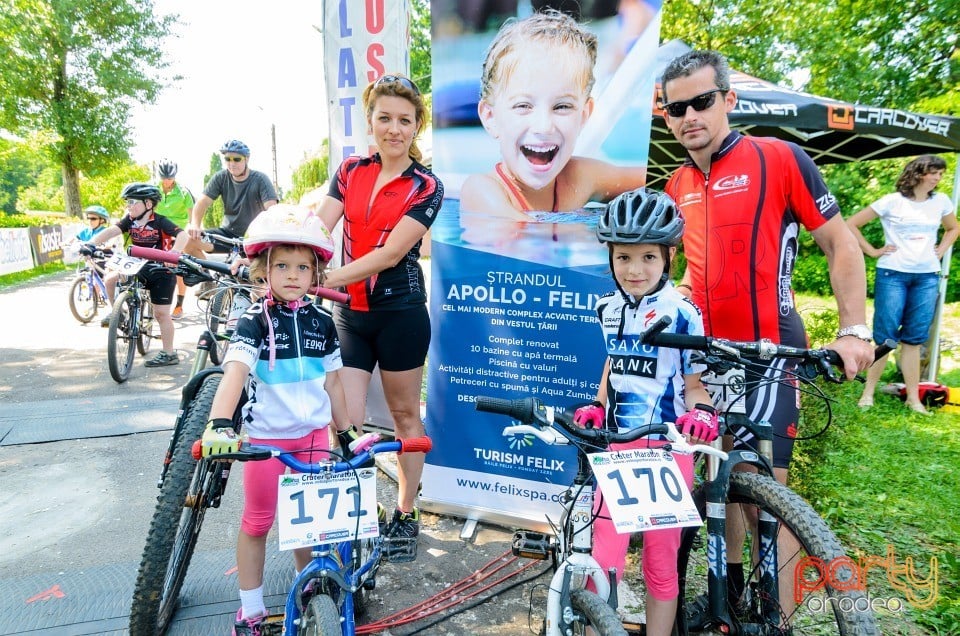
[0,270,545,635]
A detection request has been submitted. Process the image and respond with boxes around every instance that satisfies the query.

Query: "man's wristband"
[207,418,233,430]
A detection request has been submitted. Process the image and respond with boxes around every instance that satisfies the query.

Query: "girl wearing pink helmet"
[199,204,356,635]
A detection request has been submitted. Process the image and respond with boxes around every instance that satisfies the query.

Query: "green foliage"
[409,0,432,95]
[0,212,66,228]
[202,152,223,228]
[0,135,46,215]
[289,142,330,203]
[0,0,178,215]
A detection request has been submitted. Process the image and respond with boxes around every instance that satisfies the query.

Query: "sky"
[129,0,329,197]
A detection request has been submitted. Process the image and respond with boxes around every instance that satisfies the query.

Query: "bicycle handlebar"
[639,316,895,383]
[475,396,725,459]
[191,435,432,474]
[129,245,350,305]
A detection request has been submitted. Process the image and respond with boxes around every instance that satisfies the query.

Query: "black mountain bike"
[638,316,885,635]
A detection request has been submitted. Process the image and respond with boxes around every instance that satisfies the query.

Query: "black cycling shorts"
[333,305,430,373]
[729,357,800,470]
[138,264,177,306]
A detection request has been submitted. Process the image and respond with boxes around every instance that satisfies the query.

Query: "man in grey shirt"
[186,139,278,251]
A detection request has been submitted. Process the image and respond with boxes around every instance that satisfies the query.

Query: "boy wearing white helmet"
[574,187,717,636]
[199,204,357,634]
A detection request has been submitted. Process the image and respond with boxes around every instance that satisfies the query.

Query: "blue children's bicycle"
[208,434,432,636]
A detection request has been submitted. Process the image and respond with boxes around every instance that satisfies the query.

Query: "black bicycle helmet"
[597,187,684,246]
[157,158,177,178]
[219,139,250,157]
[121,182,162,204]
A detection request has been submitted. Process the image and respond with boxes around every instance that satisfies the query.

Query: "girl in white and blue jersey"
[574,188,718,636]
[199,204,356,635]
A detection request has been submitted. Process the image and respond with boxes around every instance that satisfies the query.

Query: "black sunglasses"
[374,74,420,96]
[223,156,245,163]
[86,216,102,221]
[663,89,725,118]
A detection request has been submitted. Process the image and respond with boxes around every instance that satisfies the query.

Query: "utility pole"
[271,122,279,193]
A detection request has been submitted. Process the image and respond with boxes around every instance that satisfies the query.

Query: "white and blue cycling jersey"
[225,301,342,440]
[595,284,706,433]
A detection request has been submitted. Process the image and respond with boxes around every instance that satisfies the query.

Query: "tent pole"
[924,161,959,382]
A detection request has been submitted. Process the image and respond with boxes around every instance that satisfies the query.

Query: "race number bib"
[276,468,379,550]
[105,253,146,275]
[589,448,701,533]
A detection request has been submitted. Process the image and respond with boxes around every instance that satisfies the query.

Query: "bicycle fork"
[702,416,780,632]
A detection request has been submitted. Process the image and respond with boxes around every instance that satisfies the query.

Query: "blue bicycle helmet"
[219,139,250,157]
[121,182,162,204]
[83,205,110,220]
[157,158,177,179]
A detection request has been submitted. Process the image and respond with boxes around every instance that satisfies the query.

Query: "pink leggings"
[240,429,331,536]
[591,438,694,601]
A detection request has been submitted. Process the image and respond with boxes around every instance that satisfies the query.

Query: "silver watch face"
[839,325,872,341]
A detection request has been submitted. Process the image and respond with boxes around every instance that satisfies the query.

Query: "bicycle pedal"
[258,614,285,636]
[383,537,418,563]
[512,530,552,560]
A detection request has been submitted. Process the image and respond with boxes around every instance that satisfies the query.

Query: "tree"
[409,0,432,95]
[289,140,330,204]
[0,0,177,217]
[0,135,47,215]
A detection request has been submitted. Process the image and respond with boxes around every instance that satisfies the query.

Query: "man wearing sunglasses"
[660,49,873,628]
[186,139,278,251]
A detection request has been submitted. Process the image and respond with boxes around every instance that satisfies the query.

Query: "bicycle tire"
[108,292,136,382]
[207,286,233,366]
[352,537,377,618]
[69,275,98,323]
[129,374,224,636]
[137,299,156,355]
[299,593,342,636]
[677,471,878,636]
[567,588,628,636]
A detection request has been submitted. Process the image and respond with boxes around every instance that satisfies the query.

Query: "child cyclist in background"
[459,9,646,217]
[199,204,357,635]
[574,188,718,636]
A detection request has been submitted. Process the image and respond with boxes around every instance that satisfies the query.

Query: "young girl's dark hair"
[896,155,947,198]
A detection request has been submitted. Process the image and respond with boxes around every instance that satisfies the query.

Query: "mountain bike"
[127,244,350,636]
[86,249,159,383]
[638,316,885,635]
[193,232,249,365]
[474,395,724,636]
[200,435,432,636]
[67,250,111,324]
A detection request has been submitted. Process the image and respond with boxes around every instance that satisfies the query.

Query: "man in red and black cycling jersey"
[661,50,874,625]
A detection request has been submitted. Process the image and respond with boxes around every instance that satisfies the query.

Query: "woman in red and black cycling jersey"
[311,73,444,541]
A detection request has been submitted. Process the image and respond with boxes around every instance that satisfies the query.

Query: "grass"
[791,294,960,635]
[0,262,72,289]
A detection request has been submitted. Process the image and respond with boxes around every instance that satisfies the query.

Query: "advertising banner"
[423,1,661,529]
[28,225,64,266]
[322,0,410,175]
[0,228,35,276]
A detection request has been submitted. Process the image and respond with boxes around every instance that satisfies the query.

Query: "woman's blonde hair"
[363,74,428,163]
[479,9,598,104]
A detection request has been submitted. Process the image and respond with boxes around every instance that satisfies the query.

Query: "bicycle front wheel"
[129,374,225,636]
[565,589,628,636]
[69,274,98,323]
[300,593,342,636]
[677,471,878,635]
[108,292,136,382]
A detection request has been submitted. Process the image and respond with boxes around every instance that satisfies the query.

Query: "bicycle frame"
[81,259,109,302]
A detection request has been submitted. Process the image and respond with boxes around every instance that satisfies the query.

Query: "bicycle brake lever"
[664,422,729,460]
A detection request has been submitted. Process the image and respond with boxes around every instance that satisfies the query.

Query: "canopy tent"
[644,41,960,188]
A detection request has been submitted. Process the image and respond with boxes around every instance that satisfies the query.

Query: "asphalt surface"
[0,270,552,635]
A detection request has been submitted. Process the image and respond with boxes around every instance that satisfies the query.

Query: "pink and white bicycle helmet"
[243,204,334,261]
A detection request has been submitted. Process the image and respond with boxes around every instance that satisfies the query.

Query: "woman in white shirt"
[847,154,959,414]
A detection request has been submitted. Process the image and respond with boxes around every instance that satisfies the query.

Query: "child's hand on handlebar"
[676,403,719,444]
[201,419,240,457]
[573,401,605,429]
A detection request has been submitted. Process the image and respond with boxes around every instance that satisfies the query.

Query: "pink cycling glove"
[573,401,605,429]
[676,403,719,443]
